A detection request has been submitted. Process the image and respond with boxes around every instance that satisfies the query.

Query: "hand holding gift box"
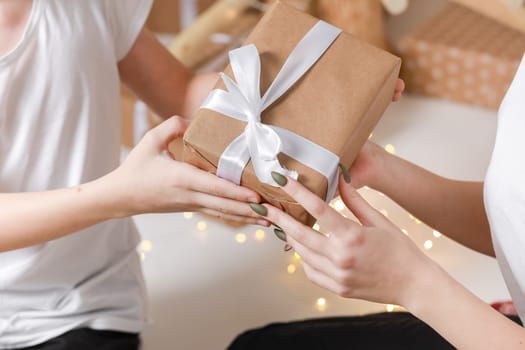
[171,2,401,226]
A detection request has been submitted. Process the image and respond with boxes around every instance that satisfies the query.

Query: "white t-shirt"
[485,53,525,324]
[0,0,153,347]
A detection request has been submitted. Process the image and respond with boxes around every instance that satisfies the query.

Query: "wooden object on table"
[314,0,389,50]
[168,0,314,71]
[168,0,261,70]
[146,0,217,33]
[450,0,525,33]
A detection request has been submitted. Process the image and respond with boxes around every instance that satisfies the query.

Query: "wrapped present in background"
[450,0,525,34]
[399,2,525,110]
[173,2,401,226]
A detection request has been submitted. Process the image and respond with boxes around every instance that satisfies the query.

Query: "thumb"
[146,116,189,152]
[338,175,391,229]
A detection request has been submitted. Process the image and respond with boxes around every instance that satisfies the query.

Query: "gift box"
[450,0,525,34]
[399,2,525,110]
[174,1,401,226]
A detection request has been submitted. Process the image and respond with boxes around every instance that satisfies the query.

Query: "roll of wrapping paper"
[168,0,314,71]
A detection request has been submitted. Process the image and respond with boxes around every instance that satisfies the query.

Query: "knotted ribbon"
[201,21,342,202]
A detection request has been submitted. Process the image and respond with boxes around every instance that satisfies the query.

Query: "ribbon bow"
[202,21,342,201]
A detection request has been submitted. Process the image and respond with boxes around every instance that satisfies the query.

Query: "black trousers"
[20,329,140,350]
[227,312,523,350]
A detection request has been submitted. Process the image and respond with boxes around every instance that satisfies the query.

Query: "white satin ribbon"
[201,21,342,202]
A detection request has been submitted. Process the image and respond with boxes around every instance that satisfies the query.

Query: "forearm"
[0,175,124,252]
[406,266,525,349]
[372,151,493,256]
[118,29,192,119]
[118,28,217,120]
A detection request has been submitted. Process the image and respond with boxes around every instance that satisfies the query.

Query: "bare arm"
[351,142,493,256]
[0,27,273,252]
[409,267,525,350]
[0,118,265,252]
[0,176,121,251]
[117,28,217,120]
[254,176,525,350]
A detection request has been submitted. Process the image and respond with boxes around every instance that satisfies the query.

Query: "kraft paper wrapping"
[174,1,401,226]
[399,2,525,110]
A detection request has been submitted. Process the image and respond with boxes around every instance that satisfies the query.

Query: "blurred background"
[119,0,525,348]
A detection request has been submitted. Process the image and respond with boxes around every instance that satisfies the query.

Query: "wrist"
[86,171,137,219]
[399,259,454,316]
[366,143,393,192]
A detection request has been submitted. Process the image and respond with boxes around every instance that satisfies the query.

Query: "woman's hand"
[393,78,405,102]
[254,172,438,307]
[341,79,405,189]
[106,116,269,226]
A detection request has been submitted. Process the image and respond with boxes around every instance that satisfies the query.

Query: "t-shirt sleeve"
[103,0,154,61]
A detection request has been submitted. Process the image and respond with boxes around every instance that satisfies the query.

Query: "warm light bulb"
[294,252,301,260]
[380,209,389,217]
[255,230,265,241]
[316,298,327,311]
[197,221,207,231]
[385,144,396,154]
[183,212,193,219]
[313,223,321,231]
[433,230,442,238]
[287,264,296,274]
[424,240,433,250]
[401,229,408,235]
[386,304,395,312]
[235,233,247,244]
[139,240,152,252]
[139,252,146,261]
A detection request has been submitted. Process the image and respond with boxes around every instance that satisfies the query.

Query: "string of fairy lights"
[137,143,444,314]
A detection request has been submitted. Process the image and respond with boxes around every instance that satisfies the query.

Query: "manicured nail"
[249,203,268,216]
[284,244,293,252]
[274,228,287,242]
[271,171,288,186]
[338,163,351,184]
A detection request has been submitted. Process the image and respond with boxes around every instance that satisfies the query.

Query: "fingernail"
[284,244,293,252]
[274,228,287,242]
[338,163,351,184]
[249,203,268,216]
[271,171,288,186]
